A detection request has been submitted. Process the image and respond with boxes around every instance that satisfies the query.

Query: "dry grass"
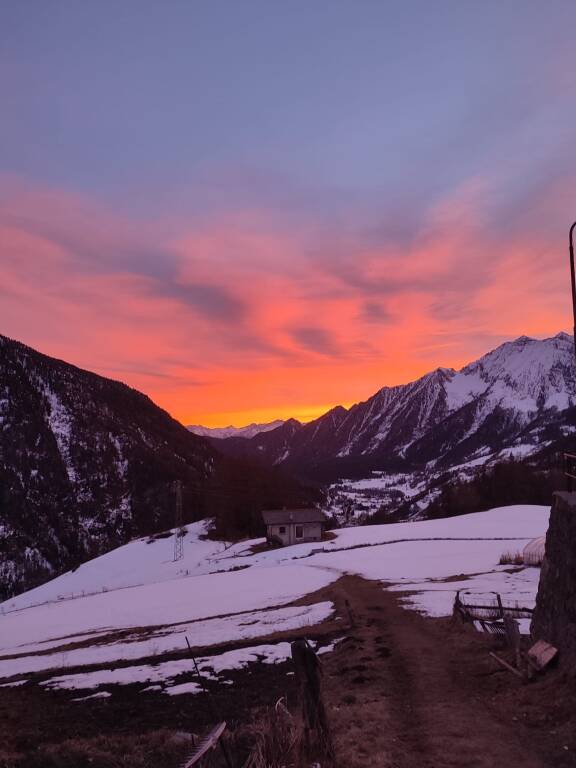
[241,694,336,768]
[498,550,524,566]
[2,729,193,768]
[242,698,299,768]
[523,552,544,567]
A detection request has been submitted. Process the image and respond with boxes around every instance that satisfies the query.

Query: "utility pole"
[173,479,184,561]
[569,222,576,363]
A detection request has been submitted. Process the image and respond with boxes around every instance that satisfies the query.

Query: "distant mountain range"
[188,420,286,440]
[0,336,313,599]
[202,333,576,487]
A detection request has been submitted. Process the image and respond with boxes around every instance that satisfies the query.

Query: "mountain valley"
[2,331,575,598]
[204,333,576,520]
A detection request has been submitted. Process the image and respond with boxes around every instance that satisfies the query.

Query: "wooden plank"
[527,640,558,671]
[180,722,227,768]
[503,615,521,651]
[489,651,524,679]
[459,603,533,613]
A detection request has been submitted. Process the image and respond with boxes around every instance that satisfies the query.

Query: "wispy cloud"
[289,326,340,357]
[0,171,572,425]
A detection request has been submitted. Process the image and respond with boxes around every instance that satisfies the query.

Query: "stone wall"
[531,491,576,667]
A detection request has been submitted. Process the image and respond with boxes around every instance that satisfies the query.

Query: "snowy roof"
[262,508,326,525]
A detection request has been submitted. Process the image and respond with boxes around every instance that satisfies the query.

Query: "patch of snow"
[389,565,541,618]
[0,602,334,678]
[0,562,335,662]
[2,521,247,612]
[317,636,346,655]
[444,370,488,410]
[72,691,111,701]
[110,434,128,480]
[41,642,293,691]
[0,679,28,688]
[42,386,76,483]
[163,681,202,696]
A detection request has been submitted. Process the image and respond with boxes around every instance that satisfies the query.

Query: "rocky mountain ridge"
[210,333,576,483]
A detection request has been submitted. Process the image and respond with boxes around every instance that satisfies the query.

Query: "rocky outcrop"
[531,491,576,666]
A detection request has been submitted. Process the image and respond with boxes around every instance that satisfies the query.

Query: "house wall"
[266,522,324,546]
[267,523,291,546]
[300,523,323,543]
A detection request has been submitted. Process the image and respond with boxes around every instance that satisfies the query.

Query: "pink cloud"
[0,173,572,425]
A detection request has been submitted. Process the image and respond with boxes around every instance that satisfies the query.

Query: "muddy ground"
[1,575,575,767]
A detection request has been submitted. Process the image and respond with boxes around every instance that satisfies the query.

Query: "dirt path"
[319,575,567,768]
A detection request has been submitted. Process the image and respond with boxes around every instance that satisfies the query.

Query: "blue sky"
[3,1,574,217]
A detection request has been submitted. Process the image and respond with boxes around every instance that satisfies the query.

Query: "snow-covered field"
[0,505,549,695]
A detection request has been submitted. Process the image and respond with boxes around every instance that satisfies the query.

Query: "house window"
[279,526,286,534]
[295,525,303,538]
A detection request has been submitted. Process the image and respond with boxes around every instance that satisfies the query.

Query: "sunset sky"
[2,1,576,426]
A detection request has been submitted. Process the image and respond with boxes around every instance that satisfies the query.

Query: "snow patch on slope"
[42,387,76,483]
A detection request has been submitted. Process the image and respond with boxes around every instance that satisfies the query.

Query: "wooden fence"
[453,590,533,629]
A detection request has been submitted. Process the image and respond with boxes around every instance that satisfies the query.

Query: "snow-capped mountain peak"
[213,331,576,481]
[457,332,576,412]
[188,420,286,440]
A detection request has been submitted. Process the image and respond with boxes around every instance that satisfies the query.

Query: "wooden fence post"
[496,593,504,620]
[291,639,335,766]
[344,598,356,628]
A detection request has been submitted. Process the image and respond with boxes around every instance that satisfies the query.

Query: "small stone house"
[262,508,326,547]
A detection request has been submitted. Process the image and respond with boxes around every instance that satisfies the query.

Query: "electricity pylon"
[173,479,184,561]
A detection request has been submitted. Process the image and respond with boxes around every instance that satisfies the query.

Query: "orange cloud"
[0,174,571,426]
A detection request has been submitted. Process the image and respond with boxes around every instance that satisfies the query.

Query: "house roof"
[262,508,326,525]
